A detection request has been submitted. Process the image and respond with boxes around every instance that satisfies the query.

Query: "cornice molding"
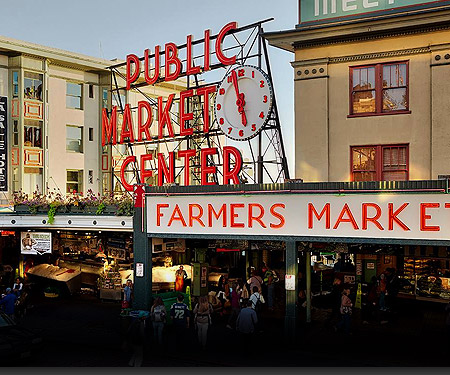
[329,47,431,64]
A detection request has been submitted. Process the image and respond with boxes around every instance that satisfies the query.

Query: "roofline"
[0,35,118,72]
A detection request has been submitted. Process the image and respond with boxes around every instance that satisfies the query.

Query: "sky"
[1,0,298,176]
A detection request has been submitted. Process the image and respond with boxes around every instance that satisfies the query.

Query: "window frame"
[66,169,83,194]
[350,144,409,182]
[66,125,84,153]
[349,61,410,117]
[66,81,83,110]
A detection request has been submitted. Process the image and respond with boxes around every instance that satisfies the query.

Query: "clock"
[214,65,273,141]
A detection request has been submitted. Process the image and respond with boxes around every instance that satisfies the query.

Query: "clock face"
[214,65,273,141]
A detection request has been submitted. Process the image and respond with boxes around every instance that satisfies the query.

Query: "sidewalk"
[14,293,450,367]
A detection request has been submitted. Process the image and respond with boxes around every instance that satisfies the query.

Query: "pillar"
[306,250,312,323]
[133,184,151,310]
[285,240,298,342]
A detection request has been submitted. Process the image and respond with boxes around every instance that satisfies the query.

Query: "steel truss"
[106,18,290,191]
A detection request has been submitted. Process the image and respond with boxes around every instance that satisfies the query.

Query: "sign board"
[367,262,375,270]
[21,232,51,255]
[285,274,296,290]
[300,0,450,24]
[0,97,7,191]
[136,262,144,277]
[147,192,450,242]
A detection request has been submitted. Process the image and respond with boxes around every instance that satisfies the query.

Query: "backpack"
[152,305,166,323]
[254,294,263,314]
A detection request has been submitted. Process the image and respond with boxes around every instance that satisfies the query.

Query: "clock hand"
[231,70,247,126]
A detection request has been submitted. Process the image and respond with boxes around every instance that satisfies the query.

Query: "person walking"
[170,293,190,351]
[123,279,133,308]
[0,288,17,321]
[379,273,387,311]
[12,278,23,296]
[193,295,213,350]
[150,297,167,346]
[263,264,278,310]
[226,282,241,329]
[249,286,265,314]
[247,270,263,294]
[236,300,258,352]
[327,277,343,329]
[126,311,148,367]
[336,286,353,335]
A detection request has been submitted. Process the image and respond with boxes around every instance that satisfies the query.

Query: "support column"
[133,184,151,310]
[285,241,298,342]
[306,250,312,323]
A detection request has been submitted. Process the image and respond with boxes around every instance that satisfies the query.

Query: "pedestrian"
[236,300,258,352]
[123,279,133,308]
[386,268,400,312]
[226,282,241,329]
[247,270,263,294]
[379,273,387,311]
[336,286,353,335]
[445,301,450,343]
[150,297,167,346]
[363,276,379,323]
[175,265,188,292]
[193,295,213,350]
[170,293,190,351]
[12,278,23,296]
[0,288,17,321]
[263,264,278,310]
[249,285,265,318]
[126,311,148,367]
[327,277,343,329]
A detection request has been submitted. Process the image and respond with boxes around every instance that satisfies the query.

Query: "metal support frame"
[285,241,298,342]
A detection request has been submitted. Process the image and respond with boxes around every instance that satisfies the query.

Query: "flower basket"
[14,204,31,214]
[69,205,85,214]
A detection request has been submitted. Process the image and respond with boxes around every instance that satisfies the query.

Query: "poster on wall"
[0,97,7,192]
[21,232,52,255]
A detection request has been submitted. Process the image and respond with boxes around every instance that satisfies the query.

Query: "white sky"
[1,0,297,177]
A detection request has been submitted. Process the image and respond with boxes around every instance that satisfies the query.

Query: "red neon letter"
[168,205,187,227]
[208,204,227,227]
[120,156,136,192]
[249,204,266,228]
[189,204,205,227]
[204,29,211,72]
[388,203,410,231]
[179,90,194,136]
[120,104,135,144]
[333,204,359,230]
[308,203,330,229]
[126,54,140,90]
[158,94,175,139]
[156,204,169,226]
[201,147,218,185]
[186,35,201,76]
[140,153,153,184]
[215,22,237,66]
[223,146,242,185]
[420,203,440,231]
[270,204,286,229]
[165,42,182,82]
[196,86,216,133]
[137,101,153,142]
[144,47,160,85]
[157,152,175,186]
[178,149,196,186]
[362,203,384,230]
[230,203,245,228]
[102,107,117,146]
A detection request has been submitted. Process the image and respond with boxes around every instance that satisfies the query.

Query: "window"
[24,120,43,148]
[350,62,408,116]
[89,84,94,99]
[89,127,94,142]
[102,88,108,109]
[66,125,83,153]
[24,72,43,101]
[13,120,19,146]
[112,90,126,109]
[67,170,83,194]
[351,145,408,181]
[66,82,83,109]
[12,71,19,98]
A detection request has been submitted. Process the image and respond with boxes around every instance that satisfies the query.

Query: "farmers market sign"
[300,0,450,24]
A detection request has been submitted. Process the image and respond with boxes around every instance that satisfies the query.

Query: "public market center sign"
[146,192,450,243]
[300,0,450,24]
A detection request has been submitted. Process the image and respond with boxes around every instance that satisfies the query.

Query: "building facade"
[265,2,450,183]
